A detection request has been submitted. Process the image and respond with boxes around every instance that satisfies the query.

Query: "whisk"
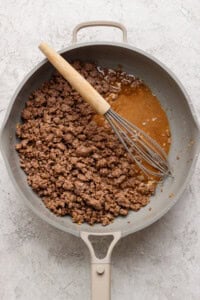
[39,43,171,177]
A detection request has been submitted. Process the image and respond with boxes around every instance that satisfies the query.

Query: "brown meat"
[15,61,154,226]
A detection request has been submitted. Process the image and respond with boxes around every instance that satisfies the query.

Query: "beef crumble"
[16,61,156,226]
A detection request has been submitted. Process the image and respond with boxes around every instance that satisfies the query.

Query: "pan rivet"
[96,265,105,275]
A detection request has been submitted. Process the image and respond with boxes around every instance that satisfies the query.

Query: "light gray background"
[0,1,200,299]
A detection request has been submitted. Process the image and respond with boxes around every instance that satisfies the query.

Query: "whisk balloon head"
[105,109,171,178]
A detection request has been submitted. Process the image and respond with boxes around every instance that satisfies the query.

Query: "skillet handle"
[81,231,121,300]
[72,21,128,44]
[91,264,111,300]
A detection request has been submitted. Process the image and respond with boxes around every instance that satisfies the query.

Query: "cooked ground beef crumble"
[16,61,156,226]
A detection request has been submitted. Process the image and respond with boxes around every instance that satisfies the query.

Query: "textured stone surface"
[0,1,200,299]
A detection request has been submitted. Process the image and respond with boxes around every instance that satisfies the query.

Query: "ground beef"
[16,61,156,226]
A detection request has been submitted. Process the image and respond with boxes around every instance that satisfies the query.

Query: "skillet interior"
[1,43,200,237]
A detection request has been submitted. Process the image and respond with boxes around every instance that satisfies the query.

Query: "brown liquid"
[94,84,171,155]
[94,83,171,182]
[113,85,170,154]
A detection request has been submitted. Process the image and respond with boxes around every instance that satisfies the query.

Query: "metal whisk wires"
[105,109,171,177]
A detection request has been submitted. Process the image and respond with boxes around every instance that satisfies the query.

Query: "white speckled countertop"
[1,1,200,299]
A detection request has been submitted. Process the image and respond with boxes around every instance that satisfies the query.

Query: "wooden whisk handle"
[39,42,111,115]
